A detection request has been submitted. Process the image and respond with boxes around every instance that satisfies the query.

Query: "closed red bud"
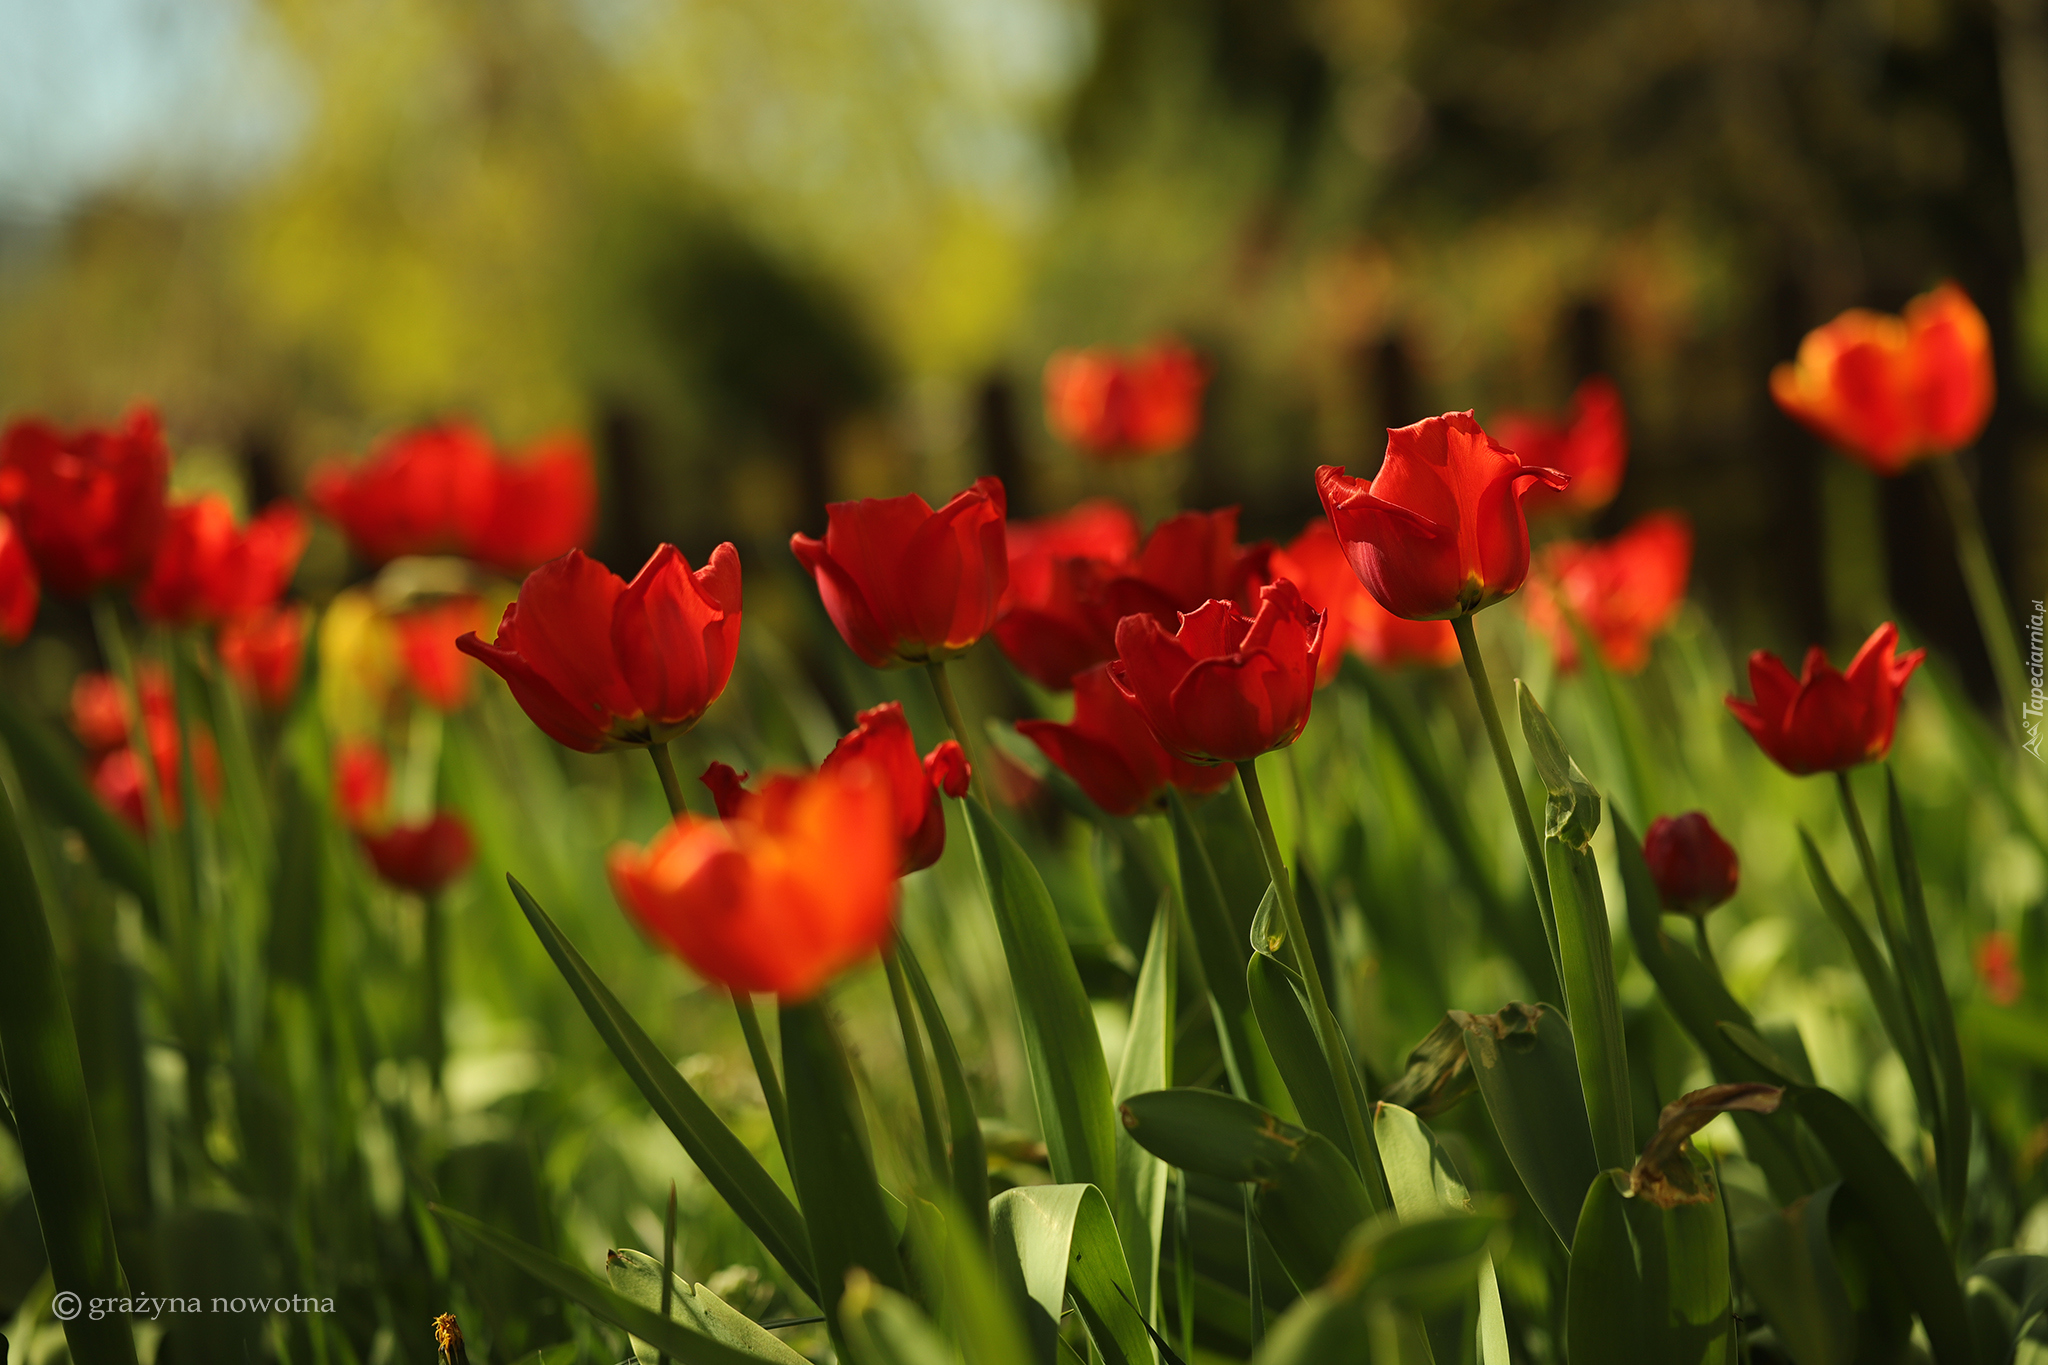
[1643,813,1740,916]
[0,513,39,645]
[217,604,308,710]
[1317,413,1569,621]
[1771,283,1994,475]
[1043,340,1208,459]
[1522,512,1692,673]
[359,812,476,895]
[1495,376,1628,518]
[0,407,168,596]
[136,495,309,626]
[1109,579,1324,765]
[791,478,1007,669]
[458,544,741,752]
[1726,622,1923,776]
[1018,663,1234,817]
[609,763,902,998]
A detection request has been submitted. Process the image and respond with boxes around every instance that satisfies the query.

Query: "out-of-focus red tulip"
[70,664,173,755]
[822,702,968,873]
[995,505,1271,689]
[334,740,391,831]
[608,762,902,998]
[1494,377,1628,519]
[1977,931,2023,1007]
[1643,813,1740,916]
[1770,282,1995,475]
[1000,500,1141,614]
[217,604,308,710]
[1726,622,1924,775]
[1044,340,1208,459]
[136,495,309,626]
[1018,663,1234,816]
[791,478,1007,669]
[0,513,39,644]
[0,407,168,596]
[359,812,476,895]
[1317,413,1569,622]
[1522,512,1693,673]
[458,545,741,752]
[77,667,222,832]
[394,596,487,712]
[1270,520,1456,683]
[468,433,599,575]
[1109,580,1324,764]
[310,423,595,571]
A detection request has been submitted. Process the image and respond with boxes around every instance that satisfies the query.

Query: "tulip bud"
[1642,813,1740,916]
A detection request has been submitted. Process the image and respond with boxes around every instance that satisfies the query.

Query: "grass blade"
[1886,769,1968,1240]
[894,939,989,1243]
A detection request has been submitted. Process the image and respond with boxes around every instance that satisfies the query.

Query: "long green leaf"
[1166,789,1276,1105]
[0,693,155,914]
[839,1273,957,1365]
[1565,1169,1732,1365]
[1459,1003,1597,1247]
[989,1184,1155,1365]
[431,1205,761,1365]
[1886,770,1968,1239]
[901,1195,1035,1365]
[780,998,909,1350]
[895,939,989,1242]
[504,876,815,1300]
[1248,952,1355,1169]
[0,771,138,1365]
[963,799,1118,1200]
[603,1248,808,1364]
[1112,897,1176,1324]
[1727,1182,1854,1365]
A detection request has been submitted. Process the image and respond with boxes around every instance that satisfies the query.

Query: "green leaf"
[1111,897,1176,1324]
[603,1248,809,1364]
[432,1205,763,1365]
[504,876,815,1300]
[779,999,910,1350]
[0,773,139,1365]
[963,798,1119,1201]
[895,939,989,1243]
[1167,789,1280,1106]
[1886,769,1968,1238]
[1457,1002,1598,1248]
[1372,1104,1473,1223]
[1248,952,1355,1167]
[1727,1182,1854,1365]
[989,1184,1154,1365]
[1566,1167,1733,1365]
[838,1273,956,1365]
[901,1195,1036,1365]
[0,692,155,914]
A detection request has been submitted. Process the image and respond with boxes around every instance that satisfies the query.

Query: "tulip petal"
[791,532,898,667]
[457,615,612,753]
[615,542,741,734]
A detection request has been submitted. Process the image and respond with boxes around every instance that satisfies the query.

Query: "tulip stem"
[424,891,447,1092]
[1692,917,1721,981]
[1236,759,1388,1212]
[1932,458,2031,737]
[926,661,987,806]
[882,942,951,1183]
[1452,613,1564,992]
[648,741,792,1167]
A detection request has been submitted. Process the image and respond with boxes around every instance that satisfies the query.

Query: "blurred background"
[4,0,2046,689]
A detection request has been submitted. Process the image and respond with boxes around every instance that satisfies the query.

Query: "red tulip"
[0,407,168,596]
[70,664,172,755]
[1044,340,1208,459]
[609,762,902,998]
[791,478,1007,669]
[1726,622,1924,775]
[1109,579,1324,764]
[136,495,309,625]
[823,702,969,873]
[1000,499,1141,612]
[1522,512,1692,673]
[1317,412,1569,621]
[1770,282,1995,475]
[1642,813,1740,916]
[310,423,595,570]
[468,433,599,574]
[1270,520,1456,683]
[1017,663,1234,816]
[394,595,487,712]
[1976,931,2023,1007]
[995,505,1271,689]
[75,666,222,832]
[333,740,391,831]
[1494,376,1628,519]
[0,513,39,645]
[217,604,308,710]
[458,544,741,752]
[359,813,476,895]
